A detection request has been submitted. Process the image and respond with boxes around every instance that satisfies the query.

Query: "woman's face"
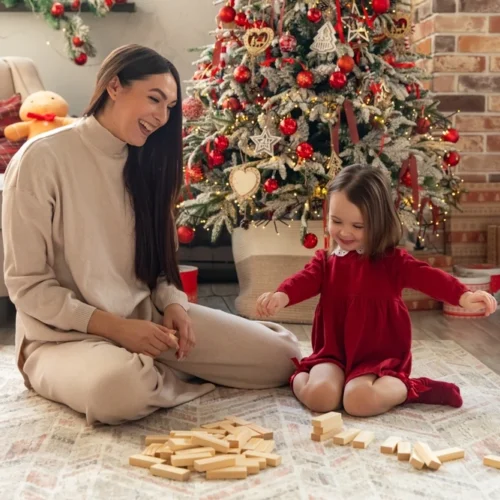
[106,73,178,146]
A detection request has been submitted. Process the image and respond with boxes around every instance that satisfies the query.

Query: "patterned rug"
[1,340,500,500]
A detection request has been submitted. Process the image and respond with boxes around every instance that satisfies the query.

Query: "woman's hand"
[163,304,195,361]
[256,291,289,318]
[116,319,179,358]
[459,291,497,316]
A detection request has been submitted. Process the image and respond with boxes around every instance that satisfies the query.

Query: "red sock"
[406,377,463,408]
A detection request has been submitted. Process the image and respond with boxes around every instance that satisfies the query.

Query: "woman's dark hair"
[84,44,183,290]
[327,164,402,258]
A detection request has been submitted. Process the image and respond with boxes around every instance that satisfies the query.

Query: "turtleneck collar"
[77,114,128,158]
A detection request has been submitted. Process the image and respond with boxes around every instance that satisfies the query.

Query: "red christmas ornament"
[442,128,460,143]
[383,53,396,66]
[186,166,204,183]
[255,95,267,106]
[51,2,65,17]
[279,117,298,136]
[263,178,279,194]
[234,12,247,27]
[74,53,88,66]
[329,71,347,90]
[182,96,205,120]
[307,7,322,23]
[402,170,412,187]
[252,20,269,28]
[443,151,460,167]
[214,135,229,152]
[71,0,81,9]
[222,97,241,112]
[303,233,318,249]
[297,142,314,160]
[72,36,84,47]
[177,226,195,245]
[338,55,355,74]
[105,0,114,7]
[208,150,225,168]
[219,5,236,23]
[234,65,251,84]
[372,0,391,14]
[415,117,431,134]
[297,70,314,89]
[279,33,297,53]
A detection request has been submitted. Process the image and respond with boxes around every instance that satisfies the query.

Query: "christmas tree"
[176,0,463,250]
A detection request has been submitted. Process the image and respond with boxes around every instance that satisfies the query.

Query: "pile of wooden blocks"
[129,416,280,481]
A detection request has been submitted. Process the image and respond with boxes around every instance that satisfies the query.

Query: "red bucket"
[180,265,198,303]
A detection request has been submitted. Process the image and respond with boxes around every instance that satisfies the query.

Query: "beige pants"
[22,303,301,425]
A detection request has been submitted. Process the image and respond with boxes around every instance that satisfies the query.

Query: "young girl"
[257,164,497,417]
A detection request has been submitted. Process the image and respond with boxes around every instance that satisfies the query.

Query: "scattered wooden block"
[192,432,231,453]
[242,437,264,451]
[243,451,282,467]
[333,429,361,446]
[245,423,274,440]
[484,455,500,470]
[145,435,170,445]
[225,448,242,454]
[170,452,214,468]
[312,418,343,435]
[169,431,198,438]
[414,442,441,471]
[193,455,236,472]
[129,454,165,468]
[224,415,252,426]
[150,463,190,481]
[434,448,465,463]
[381,436,402,454]
[311,426,343,442]
[311,412,342,428]
[218,422,239,434]
[175,447,216,457]
[256,440,275,453]
[234,456,260,474]
[190,428,227,436]
[167,438,196,452]
[397,442,412,461]
[410,449,425,470]
[227,428,253,449]
[142,443,162,456]
[201,420,229,429]
[206,466,248,480]
[353,431,375,449]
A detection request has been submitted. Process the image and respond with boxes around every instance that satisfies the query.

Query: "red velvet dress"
[277,248,469,405]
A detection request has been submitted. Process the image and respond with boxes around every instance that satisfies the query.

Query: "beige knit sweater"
[2,116,188,382]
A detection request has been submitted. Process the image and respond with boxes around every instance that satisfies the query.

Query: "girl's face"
[328,191,366,252]
[106,73,178,146]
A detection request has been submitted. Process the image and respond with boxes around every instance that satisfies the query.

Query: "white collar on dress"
[332,247,364,257]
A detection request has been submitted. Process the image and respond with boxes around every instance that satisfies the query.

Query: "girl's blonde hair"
[327,164,402,258]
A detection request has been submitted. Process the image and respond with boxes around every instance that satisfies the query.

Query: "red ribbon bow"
[27,112,56,122]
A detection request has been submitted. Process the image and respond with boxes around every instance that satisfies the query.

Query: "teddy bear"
[4,90,76,142]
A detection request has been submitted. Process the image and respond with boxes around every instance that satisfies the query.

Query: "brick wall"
[413,0,500,183]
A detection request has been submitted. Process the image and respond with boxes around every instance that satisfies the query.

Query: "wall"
[0,0,218,115]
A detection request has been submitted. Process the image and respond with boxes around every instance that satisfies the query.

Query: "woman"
[2,45,301,425]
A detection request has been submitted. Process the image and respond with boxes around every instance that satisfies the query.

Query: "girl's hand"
[459,291,498,316]
[163,304,195,361]
[256,292,290,318]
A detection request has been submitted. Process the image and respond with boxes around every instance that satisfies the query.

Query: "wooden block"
[206,466,248,480]
[410,449,425,470]
[245,423,274,440]
[175,447,216,456]
[312,412,343,429]
[333,429,361,446]
[129,454,165,468]
[192,432,231,453]
[225,448,242,454]
[227,428,253,449]
[255,440,275,453]
[224,415,252,426]
[202,420,230,429]
[381,436,402,454]
[484,455,500,469]
[218,422,239,434]
[352,431,375,449]
[170,451,213,467]
[312,418,343,435]
[397,442,412,461]
[414,442,442,471]
[242,438,264,451]
[311,426,343,442]
[193,455,236,472]
[145,435,170,445]
[150,463,190,482]
[190,428,227,436]
[234,456,260,474]
[434,447,465,463]
[156,445,174,461]
[243,450,282,467]
[143,443,162,456]
[167,438,196,452]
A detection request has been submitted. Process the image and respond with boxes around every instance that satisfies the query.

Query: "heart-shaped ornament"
[244,28,275,56]
[229,166,261,199]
